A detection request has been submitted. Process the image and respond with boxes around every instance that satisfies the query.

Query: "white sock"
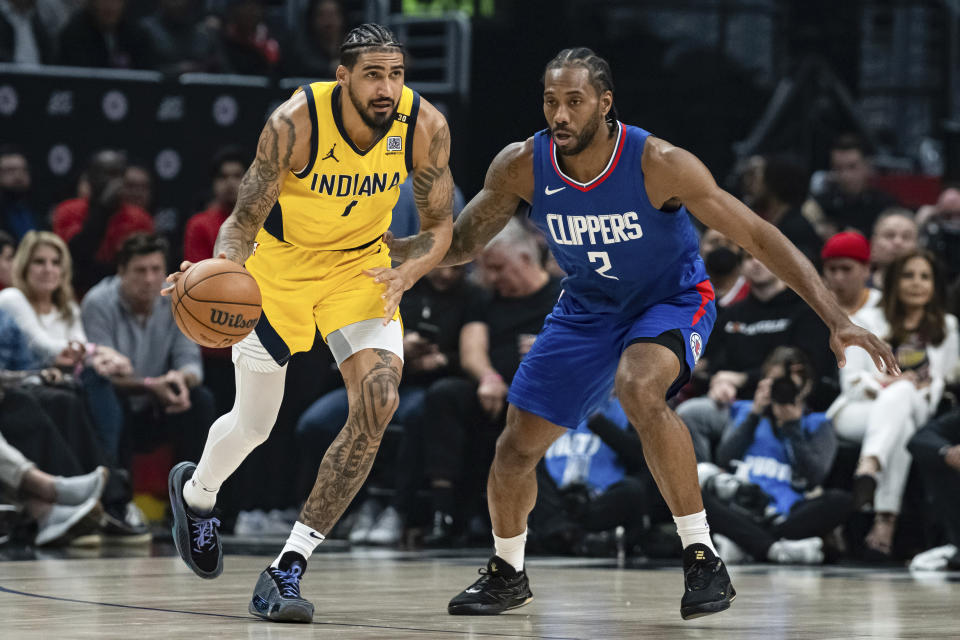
[272,521,324,567]
[182,475,218,514]
[673,510,717,554]
[493,529,527,572]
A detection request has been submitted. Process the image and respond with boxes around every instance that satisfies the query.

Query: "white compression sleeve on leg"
[183,362,287,513]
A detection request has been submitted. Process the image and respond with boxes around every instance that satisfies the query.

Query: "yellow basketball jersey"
[259,81,420,250]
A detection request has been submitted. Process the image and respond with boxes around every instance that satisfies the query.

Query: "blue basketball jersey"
[530,123,708,314]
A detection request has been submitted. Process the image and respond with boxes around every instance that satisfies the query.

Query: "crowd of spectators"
[0,48,958,572]
[0,0,348,77]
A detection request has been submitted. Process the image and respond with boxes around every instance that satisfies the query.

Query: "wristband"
[481,372,503,384]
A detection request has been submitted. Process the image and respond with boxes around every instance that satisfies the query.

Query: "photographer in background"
[698,347,852,564]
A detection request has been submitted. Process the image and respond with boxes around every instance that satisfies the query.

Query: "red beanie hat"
[821,231,870,264]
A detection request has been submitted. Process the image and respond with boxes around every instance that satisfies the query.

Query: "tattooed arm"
[390,138,534,266]
[214,94,309,263]
[366,99,454,322]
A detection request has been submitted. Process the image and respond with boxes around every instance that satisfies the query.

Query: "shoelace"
[270,565,303,598]
[190,516,221,553]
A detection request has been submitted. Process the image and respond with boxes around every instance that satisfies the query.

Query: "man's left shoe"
[249,552,314,623]
[680,543,736,620]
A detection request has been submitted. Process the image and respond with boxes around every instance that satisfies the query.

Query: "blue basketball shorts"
[507,280,716,428]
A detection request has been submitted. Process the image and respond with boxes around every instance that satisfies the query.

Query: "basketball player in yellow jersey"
[163,24,453,623]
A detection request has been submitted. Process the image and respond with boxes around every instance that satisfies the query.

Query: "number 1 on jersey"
[588,251,619,280]
[341,200,359,217]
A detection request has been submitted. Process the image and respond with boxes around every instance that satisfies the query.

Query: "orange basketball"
[170,258,262,348]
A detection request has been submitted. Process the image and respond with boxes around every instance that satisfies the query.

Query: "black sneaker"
[423,511,456,548]
[680,543,736,620]
[448,555,533,615]
[168,461,222,579]
[249,552,314,623]
[102,502,152,544]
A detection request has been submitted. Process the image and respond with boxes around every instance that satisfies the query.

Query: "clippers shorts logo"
[690,332,703,364]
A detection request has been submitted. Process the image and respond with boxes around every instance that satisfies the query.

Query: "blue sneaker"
[168,461,222,579]
[249,552,314,623]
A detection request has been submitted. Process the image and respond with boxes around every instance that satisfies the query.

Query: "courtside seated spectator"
[53,150,154,294]
[918,187,960,281]
[0,230,130,371]
[869,209,918,290]
[0,430,105,546]
[531,394,650,555]
[216,0,280,76]
[284,0,343,78]
[81,233,214,470]
[0,231,14,289]
[700,228,749,308]
[907,409,960,571]
[183,147,247,264]
[700,347,851,565]
[140,0,223,74]
[821,231,880,318]
[813,133,897,237]
[828,250,958,557]
[57,0,154,69]
[754,154,821,262]
[0,145,45,241]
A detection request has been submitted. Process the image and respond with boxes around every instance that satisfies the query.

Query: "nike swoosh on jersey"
[544,185,566,195]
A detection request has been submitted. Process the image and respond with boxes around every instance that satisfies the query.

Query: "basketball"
[170,258,262,349]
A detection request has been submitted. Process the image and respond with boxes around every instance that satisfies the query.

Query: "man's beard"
[348,85,397,139]
[554,114,602,156]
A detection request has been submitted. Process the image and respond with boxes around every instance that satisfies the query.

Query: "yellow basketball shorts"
[244,233,401,365]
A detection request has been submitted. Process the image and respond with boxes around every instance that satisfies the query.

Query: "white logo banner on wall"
[213,95,238,126]
[48,144,72,175]
[102,90,129,121]
[0,85,18,116]
[155,149,182,180]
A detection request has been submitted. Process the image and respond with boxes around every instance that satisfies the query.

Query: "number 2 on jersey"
[588,251,619,280]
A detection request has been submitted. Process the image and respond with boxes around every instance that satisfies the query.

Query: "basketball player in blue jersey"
[388,48,899,620]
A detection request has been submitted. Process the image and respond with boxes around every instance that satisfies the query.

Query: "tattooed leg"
[300,348,402,534]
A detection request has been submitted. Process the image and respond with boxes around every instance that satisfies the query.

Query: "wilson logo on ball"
[209,309,258,329]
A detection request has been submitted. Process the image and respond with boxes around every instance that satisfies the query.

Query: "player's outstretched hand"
[162,252,228,297]
[364,267,412,326]
[829,320,901,374]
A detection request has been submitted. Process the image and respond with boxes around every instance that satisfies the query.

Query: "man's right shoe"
[249,552,314,623]
[448,555,533,615]
[680,543,736,620]
[168,461,222,579]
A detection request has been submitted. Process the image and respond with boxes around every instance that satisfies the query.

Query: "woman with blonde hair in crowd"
[0,231,129,375]
[828,250,958,556]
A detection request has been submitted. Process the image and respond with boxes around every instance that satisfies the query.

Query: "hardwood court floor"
[0,550,957,639]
